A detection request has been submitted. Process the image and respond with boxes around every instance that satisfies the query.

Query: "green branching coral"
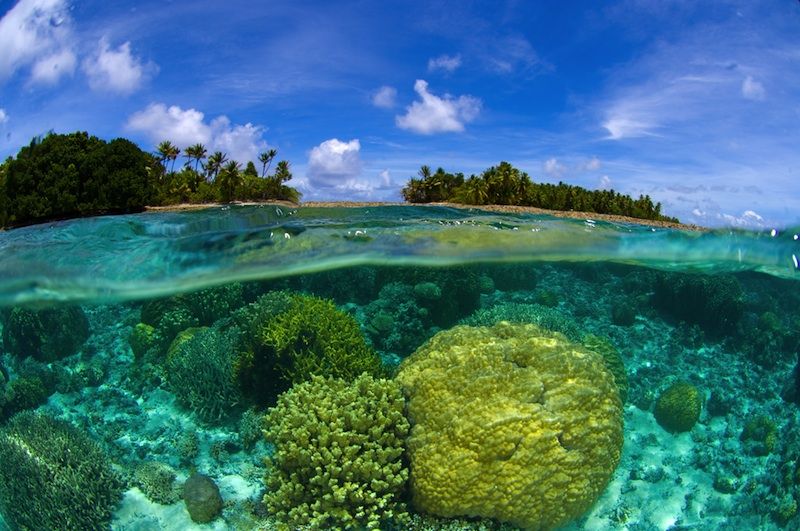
[396,322,623,530]
[0,412,123,530]
[264,374,410,530]
[164,326,244,422]
[654,381,702,433]
[259,293,385,386]
[460,302,582,341]
[1,306,89,362]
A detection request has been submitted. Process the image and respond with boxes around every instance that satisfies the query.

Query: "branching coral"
[263,374,410,530]
[0,412,123,530]
[395,322,623,530]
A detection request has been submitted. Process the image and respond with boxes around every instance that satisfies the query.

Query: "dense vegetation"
[0,132,300,228]
[401,161,679,223]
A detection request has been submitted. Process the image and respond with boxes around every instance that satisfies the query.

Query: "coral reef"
[264,374,410,530]
[395,322,623,530]
[460,301,582,341]
[133,461,180,505]
[164,326,244,422]
[258,294,385,389]
[362,282,435,358]
[0,411,123,530]
[654,381,702,433]
[740,415,778,456]
[652,272,744,337]
[1,305,89,362]
[582,334,629,403]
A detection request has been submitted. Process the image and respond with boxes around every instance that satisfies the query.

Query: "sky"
[1,0,799,227]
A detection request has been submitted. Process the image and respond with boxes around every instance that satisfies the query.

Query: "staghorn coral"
[263,374,410,530]
[0,411,123,530]
[654,381,702,433]
[395,322,623,530]
[164,326,244,422]
[133,461,180,505]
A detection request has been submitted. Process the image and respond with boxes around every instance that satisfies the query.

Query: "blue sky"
[1,0,799,227]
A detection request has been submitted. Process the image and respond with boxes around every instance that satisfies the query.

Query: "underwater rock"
[183,472,223,523]
[396,322,623,530]
[654,381,702,433]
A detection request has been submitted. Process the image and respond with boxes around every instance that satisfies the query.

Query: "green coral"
[652,273,744,337]
[133,461,179,505]
[1,376,49,420]
[1,305,89,362]
[0,412,123,530]
[128,322,157,359]
[741,415,778,456]
[654,381,702,433]
[164,326,244,422]
[582,334,628,403]
[259,293,385,387]
[264,374,410,530]
[460,302,582,341]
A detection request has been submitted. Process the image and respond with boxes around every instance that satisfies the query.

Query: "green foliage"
[0,411,123,530]
[652,273,744,337]
[1,305,89,362]
[164,326,244,422]
[403,160,679,223]
[259,294,385,387]
[654,381,702,433]
[264,374,410,530]
[1,132,155,227]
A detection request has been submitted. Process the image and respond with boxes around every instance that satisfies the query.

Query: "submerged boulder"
[183,472,223,523]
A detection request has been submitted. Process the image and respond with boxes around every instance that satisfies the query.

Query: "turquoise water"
[0,205,799,530]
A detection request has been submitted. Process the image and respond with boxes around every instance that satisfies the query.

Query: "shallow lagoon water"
[0,205,799,530]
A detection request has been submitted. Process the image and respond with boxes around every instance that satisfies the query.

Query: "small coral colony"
[0,263,799,530]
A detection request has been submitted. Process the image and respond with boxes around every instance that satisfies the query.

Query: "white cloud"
[306,138,362,188]
[126,103,267,163]
[0,0,74,85]
[599,175,612,190]
[372,86,397,109]
[428,54,461,73]
[543,157,566,177]
[395,80,481,134]
[741,75,765,100]
[486,36,540,74]
[82,38,156,95]
[30,48,76,84]
[0,109,8,124]
[584,157,601,171]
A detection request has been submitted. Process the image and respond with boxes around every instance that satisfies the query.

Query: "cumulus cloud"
[30,48,76,84]
[543,157,566,177]
[306,138,362,188]
[599,175,612,190]
[82,38,156,95]
[126,103,267,163]
[372,86,397,108]
[395,80,481,134]
[0,109,8,124]
[741,75,765,100]
[0,0,75,84]
[428,54,461,73]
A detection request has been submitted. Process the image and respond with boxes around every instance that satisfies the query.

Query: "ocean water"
[0,204,798,531]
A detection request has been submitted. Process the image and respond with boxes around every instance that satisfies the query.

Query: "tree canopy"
[401,161,678,223]
[0,131,302,229]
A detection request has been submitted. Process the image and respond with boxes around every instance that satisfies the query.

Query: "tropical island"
[0,131,680,229]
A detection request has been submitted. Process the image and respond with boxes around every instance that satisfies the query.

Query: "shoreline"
[145,200,705,231]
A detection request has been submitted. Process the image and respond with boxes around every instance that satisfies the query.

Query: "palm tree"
[258,148,278,177]
[156,140,178,173]
[184,143,207,173]
[274,160,292,183]
[218,160,242,202]
[205,151,228,182]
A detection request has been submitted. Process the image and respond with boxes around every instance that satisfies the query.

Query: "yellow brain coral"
[395,322,624,530]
